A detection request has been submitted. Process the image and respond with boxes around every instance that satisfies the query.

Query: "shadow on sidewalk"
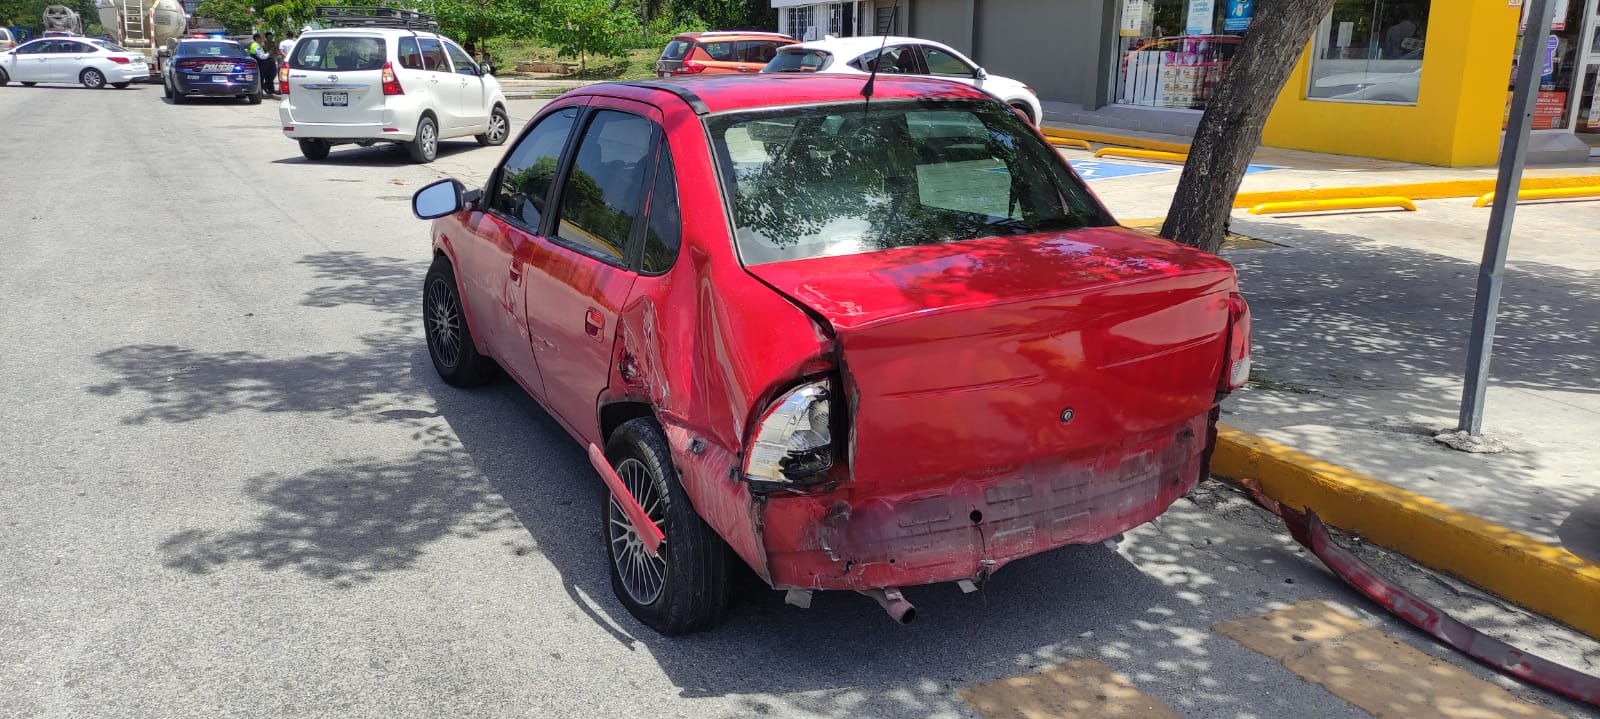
[1222,220,1599,542]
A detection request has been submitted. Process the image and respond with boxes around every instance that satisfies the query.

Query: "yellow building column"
[1261,0,1519,166]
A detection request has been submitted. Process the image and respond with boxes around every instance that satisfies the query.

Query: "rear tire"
[603,418,731,636]
[112,81,129,89]
[298,139,330,160]
[423,256,496,387]
[245,90,262,105]
[80,68,105,89]
[163,78,173,99]
[406,115,438,163]
[476,106,509,146]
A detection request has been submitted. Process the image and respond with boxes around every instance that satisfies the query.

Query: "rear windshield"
[90,40,130,52]
[177,41,245,58]
[708,100,1112,266]
[660,39,691,61]
[763,48,831,73]
[290,35,386,71]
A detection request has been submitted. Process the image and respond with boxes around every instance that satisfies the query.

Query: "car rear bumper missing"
[759,412,1213,591]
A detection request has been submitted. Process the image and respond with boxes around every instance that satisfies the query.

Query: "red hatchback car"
[411,74,1252,635]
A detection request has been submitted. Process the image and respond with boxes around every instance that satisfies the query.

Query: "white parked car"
[0,37,149,89]
[762,36,1043,125]
[0,27,16,52]
[280,27,508,163]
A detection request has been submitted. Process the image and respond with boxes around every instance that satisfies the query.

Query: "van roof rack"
[313,6,438,30]
[693,30,792,38]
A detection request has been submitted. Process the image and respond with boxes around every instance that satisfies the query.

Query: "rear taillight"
[1221,293,1252,391]
[381,62,402,95]
[743,379,836,491]
[107,56,130,64]
[175,58,204,70]
[279,64,289,94]
[674,60,706,74]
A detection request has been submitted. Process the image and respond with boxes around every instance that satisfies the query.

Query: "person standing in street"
[262,32,278,96]
[275,32,296,96]
[248,33,271,95]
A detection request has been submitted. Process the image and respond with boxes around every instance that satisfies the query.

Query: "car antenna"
[859,0,898,107]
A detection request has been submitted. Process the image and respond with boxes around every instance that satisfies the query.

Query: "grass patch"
[484,40,658,82]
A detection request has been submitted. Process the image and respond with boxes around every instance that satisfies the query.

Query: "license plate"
[322,91,347,106]
[211,75,228,83]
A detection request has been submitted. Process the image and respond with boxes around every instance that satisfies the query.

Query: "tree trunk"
[1159,0,1338,254]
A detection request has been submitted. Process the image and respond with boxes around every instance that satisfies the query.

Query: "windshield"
[762,48,830,73]
[177,41,245,58]
[708,100,1112,266]
[290,36,386,71]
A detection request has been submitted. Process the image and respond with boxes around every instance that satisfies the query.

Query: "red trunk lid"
[745,227,1238,492]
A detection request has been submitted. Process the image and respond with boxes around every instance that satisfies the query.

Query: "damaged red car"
[410,74,1252,635]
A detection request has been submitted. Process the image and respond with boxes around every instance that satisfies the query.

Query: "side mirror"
[413,178,466,219]
[480,62,492,76]
[975,67,988,80]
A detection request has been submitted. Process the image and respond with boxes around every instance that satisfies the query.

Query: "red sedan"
[410,74,1251,634]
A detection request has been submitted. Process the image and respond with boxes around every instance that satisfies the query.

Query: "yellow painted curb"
[1247,196,1417,215]
[1473,185,1600,207]
[1049,138,1093,151]
[1094,147,1188,163]
[1233,174,1600,209]
[1211,425,1600,640]
[1040,126,1191,155]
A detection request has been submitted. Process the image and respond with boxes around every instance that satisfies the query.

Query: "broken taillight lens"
[1222,292,1252,391]
[744,380,834,490]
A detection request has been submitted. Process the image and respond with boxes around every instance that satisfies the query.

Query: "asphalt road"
[1,82,1593,719]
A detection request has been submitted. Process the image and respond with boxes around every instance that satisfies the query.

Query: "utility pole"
[1457,0,1556,436]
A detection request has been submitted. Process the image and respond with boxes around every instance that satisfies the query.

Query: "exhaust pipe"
[858,587,916,624]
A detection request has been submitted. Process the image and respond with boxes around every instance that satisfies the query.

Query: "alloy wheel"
[487,113,507,143]
[425,277,461,369]
[608,458,667,606]
[421,122,437,159]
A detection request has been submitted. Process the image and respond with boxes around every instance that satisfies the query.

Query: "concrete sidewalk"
[1068,142,1600,638]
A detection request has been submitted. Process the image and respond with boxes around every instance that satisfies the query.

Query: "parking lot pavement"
[1,85,1594,719]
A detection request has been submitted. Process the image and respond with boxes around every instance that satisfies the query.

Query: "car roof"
[178,37,237,43]
[784,35,949,56]
[583,74,991,115]
[298,27,441,39]
[675,31,794,41]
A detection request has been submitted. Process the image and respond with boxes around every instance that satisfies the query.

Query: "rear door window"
[396,37,423,70]
[291,36,386,71]
[849,44,922,74]
[553,110,656,263]
[417,38,448,72]
[639,141,680,274]
[699,41,736,61]
[494,106,580,230]
[736,40,784,63]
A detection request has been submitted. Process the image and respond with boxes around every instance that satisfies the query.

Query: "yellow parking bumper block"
[1248,196,1417,215]
[1472,185,1600,207]
[1091,147,1188,163]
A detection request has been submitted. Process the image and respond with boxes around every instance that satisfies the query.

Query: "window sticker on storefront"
[1307,1,1431,105]
[1114,0,1242,110]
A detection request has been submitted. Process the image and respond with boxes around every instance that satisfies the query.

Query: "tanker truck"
[95,0,185,79]
[41,5,84,35]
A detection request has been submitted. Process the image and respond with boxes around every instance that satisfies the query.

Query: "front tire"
[603,418,731,636]
[81,68,106,89]
[423,256,496,387]
[298,139,330,160]
[476,106,509,146]
[1009,102,1037,126]
[406,115,438,163]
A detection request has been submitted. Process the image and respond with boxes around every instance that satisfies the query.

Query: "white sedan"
[0,37,149,89]
[762,35,1043,125]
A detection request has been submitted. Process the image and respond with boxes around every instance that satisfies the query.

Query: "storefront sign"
[1223,0,1253,32]
[1543,34,1559,80]
[1534,90,1568,129]
[1186,0,1214,35]
[1120,0,1147,37]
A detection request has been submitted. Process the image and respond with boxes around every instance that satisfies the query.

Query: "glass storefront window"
[1114,0,1245,110]
[1504,0,1586,131]
[1307,1,1431,104]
